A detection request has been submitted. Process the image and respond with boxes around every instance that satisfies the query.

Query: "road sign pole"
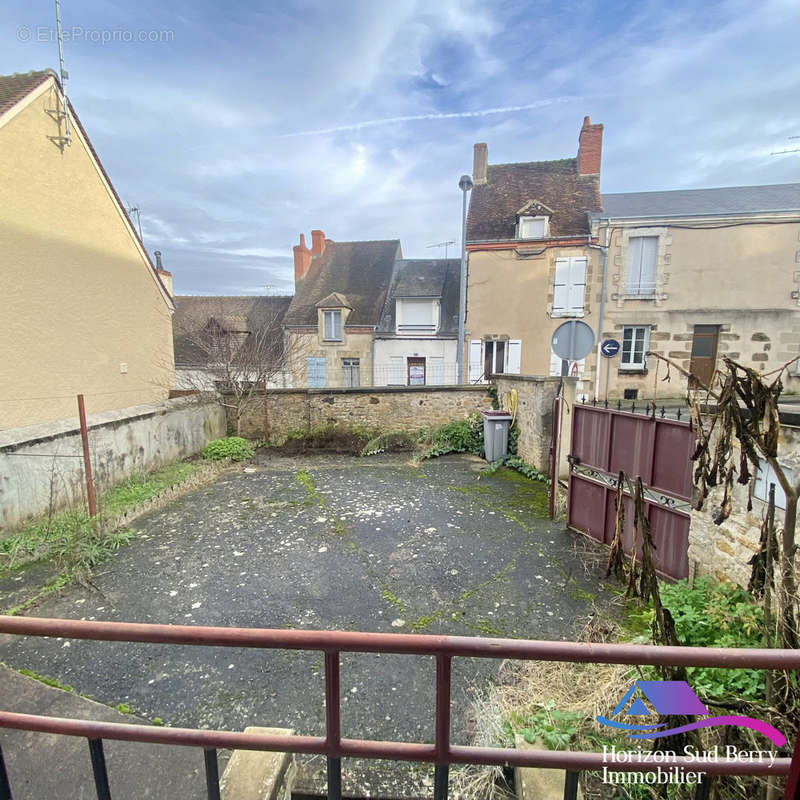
[605,356,611,403]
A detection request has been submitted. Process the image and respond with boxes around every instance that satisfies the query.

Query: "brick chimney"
[311,229,326,256]
[153,250,173,296]
[293,233,312,282]
[473,143,488,185]
[578,116,603,176]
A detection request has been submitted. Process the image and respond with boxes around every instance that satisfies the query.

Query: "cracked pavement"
[0,453,616,797]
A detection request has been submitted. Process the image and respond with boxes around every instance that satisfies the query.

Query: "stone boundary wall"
[689,419,800,587]
[493,375,577,475]
[0,397,226,531]
[227,385,492,440]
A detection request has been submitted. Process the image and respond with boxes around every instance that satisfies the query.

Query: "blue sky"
[2,0,798,294]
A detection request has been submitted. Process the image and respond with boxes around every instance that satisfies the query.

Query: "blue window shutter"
[306,357,326,387]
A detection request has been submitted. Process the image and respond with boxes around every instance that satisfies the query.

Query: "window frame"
[754,458,791,509]
[322,309,343,341]
[518,215,549,240]
[620,325,650,371]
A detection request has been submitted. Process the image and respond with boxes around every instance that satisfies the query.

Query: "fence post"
[77,394,97,520]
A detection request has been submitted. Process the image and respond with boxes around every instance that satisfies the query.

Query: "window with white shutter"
[428,356,445,385]
[553,257,586,315]
[625,237,658,296]
[519,216,549,239]
[507,340,521,374]
[388,356,405,385]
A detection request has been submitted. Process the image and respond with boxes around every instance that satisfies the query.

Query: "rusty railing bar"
[88,738,111,800]
[203,748,220,800]
[324,650,342,800]
[434,654,452,800]
[0,712,790,777]
[1,617,799,668]
[0,743,11,800]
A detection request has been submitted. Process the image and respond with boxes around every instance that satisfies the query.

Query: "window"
[306,356,326,387]
[322,310,342,341]
[553,257,587,315]
[625,236,658,296]
[470,339,522,381]
[620,325,650,370]
[396,299,439,334]
[519,215,549,239]
[342,358,360,387]
[754,458,791,509]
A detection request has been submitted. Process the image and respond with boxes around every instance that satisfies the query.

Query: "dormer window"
[396,299,440,335]
[518,215,549,239]
[322,309,342,341]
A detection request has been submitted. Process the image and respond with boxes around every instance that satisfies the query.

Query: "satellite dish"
[551,320,595,362]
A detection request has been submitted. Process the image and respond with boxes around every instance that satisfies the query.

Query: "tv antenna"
[127,206,143,241]
[49,0,71,148]
[427,240,456,259]
[771,135,800,156]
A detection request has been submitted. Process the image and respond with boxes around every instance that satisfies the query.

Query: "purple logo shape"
[596,680,786,747]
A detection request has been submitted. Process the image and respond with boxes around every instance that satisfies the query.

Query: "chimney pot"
[293,233,312,283]
[311,229,326,256]
[154,250,162,269]
[578,117,603,176]
[473,143,488,185]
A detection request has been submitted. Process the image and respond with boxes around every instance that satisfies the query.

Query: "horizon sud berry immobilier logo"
[595,680,786,788]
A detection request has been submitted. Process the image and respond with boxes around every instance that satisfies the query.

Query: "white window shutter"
[549,351,563,376]
[640,237,657,293]
[468,340,483,382]
[428,356,444,385]
[389,356,404,385]
[553,258,569,313]
[507,340,521,374]
[568,257,586,313]
[625,238,643,293]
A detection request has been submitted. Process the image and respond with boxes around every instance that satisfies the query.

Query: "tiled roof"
[284,240,401,327]
[173,295,292,366]
[0,70,53,117]
[376,259,460,336]
[466,158,601,242]
[597,183,800,219]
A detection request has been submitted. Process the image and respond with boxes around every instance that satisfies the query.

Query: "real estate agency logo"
[595,680,785,788]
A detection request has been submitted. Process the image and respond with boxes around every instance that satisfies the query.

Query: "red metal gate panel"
[567,404,693,580]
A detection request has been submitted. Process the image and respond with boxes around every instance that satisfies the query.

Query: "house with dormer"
[373,258,460,385]
[283,231,401,387]
[464,117,604,388]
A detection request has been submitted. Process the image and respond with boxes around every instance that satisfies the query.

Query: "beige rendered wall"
[286,328,375,387]
[0,81,174,429]
[595,222,800,399]
[466,245,599,382]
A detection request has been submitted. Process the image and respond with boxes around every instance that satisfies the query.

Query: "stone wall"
[488,375,576,475]
[0,397,226,531]
[228,385,492,440]
[688,417,800,587]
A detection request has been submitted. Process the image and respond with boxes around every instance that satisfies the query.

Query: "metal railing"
[0,616,798,800]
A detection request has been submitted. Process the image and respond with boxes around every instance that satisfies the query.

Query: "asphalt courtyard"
[0,453,616,796]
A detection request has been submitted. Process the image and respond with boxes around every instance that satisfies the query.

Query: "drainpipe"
[587,224,610,402]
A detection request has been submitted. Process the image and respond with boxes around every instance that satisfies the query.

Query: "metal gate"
[566,403,694,579]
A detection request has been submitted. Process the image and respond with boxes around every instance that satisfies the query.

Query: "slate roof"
[0,70,53,116]
[466,158,602,242]
[173,295,292,366]
[284,240,401,327]
[376,259,460,336]
[597,183,800,219]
